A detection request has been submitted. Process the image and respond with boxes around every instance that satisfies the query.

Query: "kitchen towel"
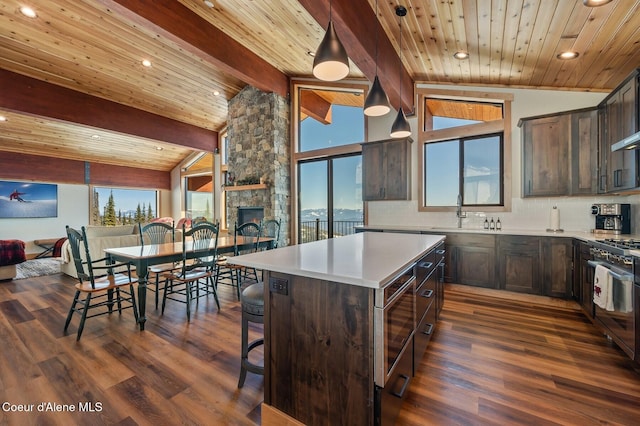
[593,264,612,310]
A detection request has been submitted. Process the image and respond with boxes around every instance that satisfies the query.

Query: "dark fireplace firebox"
[238,206,264,225]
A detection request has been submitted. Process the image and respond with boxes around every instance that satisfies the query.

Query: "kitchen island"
[228,232,445,426]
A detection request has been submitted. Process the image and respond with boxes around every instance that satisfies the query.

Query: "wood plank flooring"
[1,275,639,425]
[397,284,640,426]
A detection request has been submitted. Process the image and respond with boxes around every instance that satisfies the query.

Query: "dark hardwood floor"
[1,275,639,425]
[398,284,640,426]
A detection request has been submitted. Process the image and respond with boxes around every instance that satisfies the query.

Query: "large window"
[425,134,503,207]
[298,88,364,152]
[418,89,512,212]
[182,152,214,222]
[91,186,158,225]
[293,83,366,243]
[298,154,363,243]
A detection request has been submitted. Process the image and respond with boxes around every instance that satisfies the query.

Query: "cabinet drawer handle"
[420,289,434,299]
[419,261,433,269]
[436,250,445,255]
[422,323,434,336]
[391,374,411,399]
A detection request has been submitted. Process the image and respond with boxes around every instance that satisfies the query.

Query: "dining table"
[104,235,273,330]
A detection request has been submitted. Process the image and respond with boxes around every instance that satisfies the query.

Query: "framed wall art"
[0,180,58,218]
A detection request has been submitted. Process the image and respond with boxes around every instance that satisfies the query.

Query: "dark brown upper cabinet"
[520,107,598,197]
[362,137,412,201]
[598,70,639,193]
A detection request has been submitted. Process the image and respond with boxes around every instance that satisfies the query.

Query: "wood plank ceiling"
[0,0,639,172]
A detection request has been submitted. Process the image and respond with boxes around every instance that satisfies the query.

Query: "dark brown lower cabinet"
[446,234,496,288]
[497,236,540,293]
[542,238,573,298]
[376,335,414,426]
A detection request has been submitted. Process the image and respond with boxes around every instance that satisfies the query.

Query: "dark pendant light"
[390,5,411,138]
[312,0,349,81]
[364,0,390,117]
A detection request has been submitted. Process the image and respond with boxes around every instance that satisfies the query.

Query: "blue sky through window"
[300,104,364,211]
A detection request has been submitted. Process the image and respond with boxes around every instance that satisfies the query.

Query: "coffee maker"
[591,203,631,235]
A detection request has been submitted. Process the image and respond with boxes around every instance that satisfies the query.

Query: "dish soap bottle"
[489,217,495,230]
[484,217,489,229]
[496,217,502,231]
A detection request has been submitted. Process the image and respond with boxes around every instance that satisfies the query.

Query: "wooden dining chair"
[261,218,281,249]
[161,221,220,321]
[214,222,261,299]
[64,226,139,341]
[139,221,177,309]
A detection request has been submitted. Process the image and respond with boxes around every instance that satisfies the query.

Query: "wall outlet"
[269,276,288,295]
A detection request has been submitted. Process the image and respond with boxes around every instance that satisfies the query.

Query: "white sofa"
[60,224,181,278]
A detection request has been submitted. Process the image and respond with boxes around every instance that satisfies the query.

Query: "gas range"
[591,238,640,256]
[590,239,636,269]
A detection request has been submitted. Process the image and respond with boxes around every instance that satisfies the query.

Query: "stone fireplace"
[226,86,290,244]
[237,206,264,225]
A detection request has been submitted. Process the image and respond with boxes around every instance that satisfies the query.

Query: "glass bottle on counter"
[484,218,489,229]
[496,217,502,231]
[489,217,495,230]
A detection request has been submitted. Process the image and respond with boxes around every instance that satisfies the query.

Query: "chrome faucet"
[456,194,466,228]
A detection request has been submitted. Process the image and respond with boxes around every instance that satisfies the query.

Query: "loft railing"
[299,219,364,243]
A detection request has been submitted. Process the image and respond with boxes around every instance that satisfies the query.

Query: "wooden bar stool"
[238,282,264,388]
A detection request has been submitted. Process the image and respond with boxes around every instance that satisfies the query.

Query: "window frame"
[424,132,504,208]
[417,88,513,213]
[290,80,369,244]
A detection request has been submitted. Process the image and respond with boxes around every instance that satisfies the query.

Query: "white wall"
[0,183,174,256]
[366,84,640,234]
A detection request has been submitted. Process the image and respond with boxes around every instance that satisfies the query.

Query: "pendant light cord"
[398,11,402,105]
[374,0,379,75]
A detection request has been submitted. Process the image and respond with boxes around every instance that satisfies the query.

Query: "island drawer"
[434,241,445,264]
[415,270,436,320]
[375,335,414,426]
[414,303,437,374]
[416,250,436,285]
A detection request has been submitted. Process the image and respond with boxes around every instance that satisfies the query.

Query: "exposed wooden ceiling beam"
[104,0,289,98]
[298,0,414,113]
[0,69,217,152]
[300,90,333,125]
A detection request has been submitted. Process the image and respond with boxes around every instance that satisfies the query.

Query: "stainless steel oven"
[588,240,636,360]
[374,264,416,387]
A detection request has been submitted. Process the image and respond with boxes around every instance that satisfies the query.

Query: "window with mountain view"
[295,85,365,243]
[418,90,512,212]
[90,187,157,226]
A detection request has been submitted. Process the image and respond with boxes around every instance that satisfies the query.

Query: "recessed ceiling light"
[557,51,579,60]
[91,134,100,139]
[19,6,37,18]
[307,51,316,57]
[453,51,469,60]
[582,0,613,6]
[0,115,7,122]
[203,0,214,8]
[142,59,152,67]
[155,146,164,151]
[213,90,220,96]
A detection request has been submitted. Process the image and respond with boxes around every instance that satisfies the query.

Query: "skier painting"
[0,180,57,218]
[9,189,26,202]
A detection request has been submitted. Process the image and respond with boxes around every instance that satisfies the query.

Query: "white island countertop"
[227,232,445,289]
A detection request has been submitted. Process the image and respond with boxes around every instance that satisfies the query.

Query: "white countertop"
[355,224,627,243]
[227,232,445,289]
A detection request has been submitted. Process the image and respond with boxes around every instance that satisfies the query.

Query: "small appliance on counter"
[591,203,630,235]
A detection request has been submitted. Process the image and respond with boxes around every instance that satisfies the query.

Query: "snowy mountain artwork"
[0,180,58,218]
